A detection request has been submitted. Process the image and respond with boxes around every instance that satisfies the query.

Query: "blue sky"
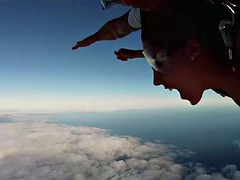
[0,0,235,111]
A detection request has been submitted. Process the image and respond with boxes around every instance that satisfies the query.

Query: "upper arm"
[94,10,141,41]
[109,10,140,38]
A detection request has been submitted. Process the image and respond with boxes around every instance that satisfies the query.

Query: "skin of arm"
[72,11,139,50]
[114,48,144,61]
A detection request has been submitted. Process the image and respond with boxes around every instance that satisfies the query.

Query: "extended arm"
[114,48,144,61]
[72,11,139,50]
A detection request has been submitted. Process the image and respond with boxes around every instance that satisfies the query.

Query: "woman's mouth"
[163,85,174,91]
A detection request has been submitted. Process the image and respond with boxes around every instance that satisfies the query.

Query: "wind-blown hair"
[141,0,232,58]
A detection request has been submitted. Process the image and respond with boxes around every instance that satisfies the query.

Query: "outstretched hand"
[72,42,82,50]
[72,34,98,50]
[114,48,144,61]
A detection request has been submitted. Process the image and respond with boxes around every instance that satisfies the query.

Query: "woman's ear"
[186,38,201,61]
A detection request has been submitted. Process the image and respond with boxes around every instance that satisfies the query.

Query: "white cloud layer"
[183,163,240,180]
[0,122,186,180]
[0,122,239,180]
[234,139,240,149]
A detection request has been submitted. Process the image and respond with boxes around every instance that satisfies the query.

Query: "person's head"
[110,0,169,11]
[150,39,227,105]
[143,1,239,105]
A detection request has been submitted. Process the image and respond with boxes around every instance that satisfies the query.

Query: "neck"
[207,67,240,106]
[196,53,240,106]
[222,76,240,106]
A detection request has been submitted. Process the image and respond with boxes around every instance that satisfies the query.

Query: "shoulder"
[128,8,141,29]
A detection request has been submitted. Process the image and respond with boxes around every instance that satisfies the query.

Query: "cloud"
[0,122,186,180]
[0,122,240,180]
[222,165,239,179]
[234,139,240,149]
[183,163,240,180]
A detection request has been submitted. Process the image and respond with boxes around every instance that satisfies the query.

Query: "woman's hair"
[144,0,232,57]
[233,6,240,68]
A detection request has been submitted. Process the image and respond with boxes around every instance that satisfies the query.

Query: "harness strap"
[209,0,238,62]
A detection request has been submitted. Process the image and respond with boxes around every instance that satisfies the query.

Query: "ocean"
[53,106,240,170]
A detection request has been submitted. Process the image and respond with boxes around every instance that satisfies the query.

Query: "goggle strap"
[100,0,117,10]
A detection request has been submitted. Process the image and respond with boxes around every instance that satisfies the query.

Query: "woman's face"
[152,47,205,105]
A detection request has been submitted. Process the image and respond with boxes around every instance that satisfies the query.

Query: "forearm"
[131,50,144,58]
[114,48,144,61]
[72,11,138,50]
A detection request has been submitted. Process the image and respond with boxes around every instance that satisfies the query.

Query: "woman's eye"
[155,55,170,72]
[155,60,164,68]
[156,50,167,59]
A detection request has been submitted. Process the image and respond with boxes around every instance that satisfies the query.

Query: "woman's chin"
[189,99,200,105]
[179,91,202,105]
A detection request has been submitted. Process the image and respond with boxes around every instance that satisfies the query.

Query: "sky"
[0,0,237,112]
[1,2,240,179]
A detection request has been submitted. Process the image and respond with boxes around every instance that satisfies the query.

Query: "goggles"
[143,48,170,73]
[100,0,118,10]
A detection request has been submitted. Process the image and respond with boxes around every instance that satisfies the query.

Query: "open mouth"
[164,86,173,91]
[163,84,174,91]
